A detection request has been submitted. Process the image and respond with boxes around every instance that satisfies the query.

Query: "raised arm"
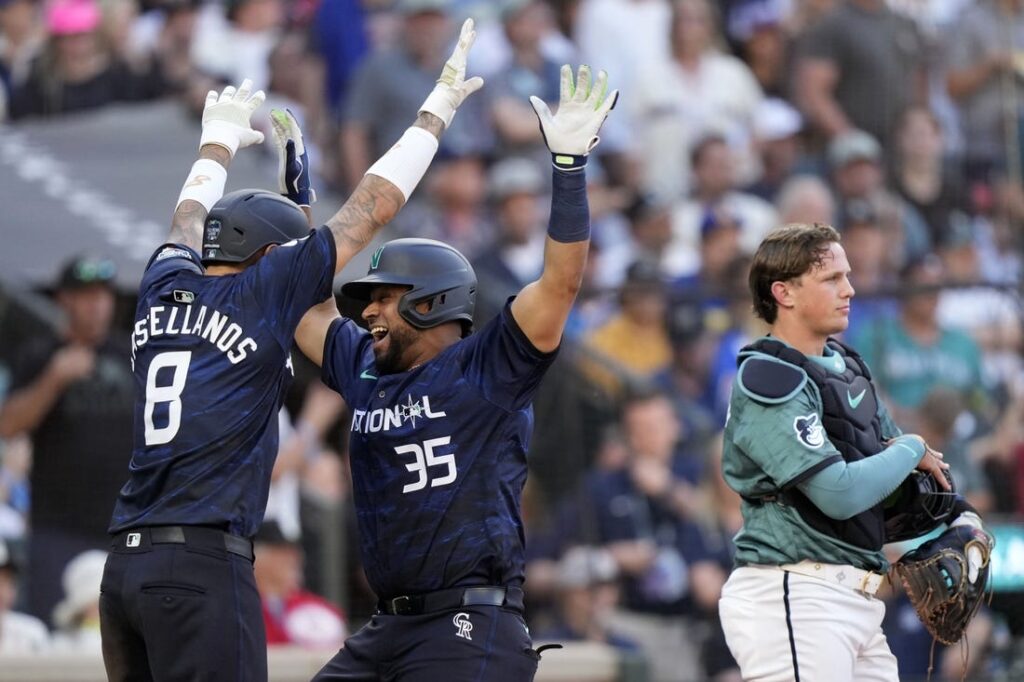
[169,80,266,250]
[324,18,484,275]
[511,64,617,352]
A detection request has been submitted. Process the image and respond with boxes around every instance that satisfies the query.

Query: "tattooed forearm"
[168,202,207,251]
[326,175,405,269]
[167,145,232,250]
[413,112,445,139]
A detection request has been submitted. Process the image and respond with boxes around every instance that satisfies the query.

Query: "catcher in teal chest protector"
[717,223,993,682]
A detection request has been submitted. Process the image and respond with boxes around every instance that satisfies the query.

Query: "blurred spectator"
[483,0,562,160]
[935,220,1023,396]
[656,302,719,450]
[254,520,346,650]
[838,198,899,341]
[672,208,744,310]
[917,387,993,514]
[744,97,806,202]
[391,153,491,258]
[339,0,490,189]
[775,173,835,224]
[8,0,163,119]
[0,436,29,539]
[574,0,671,154]
[573,388,724,682]
[0,537,48,653]
[945,0,1024,184]
[796,0,925,147]
[0,0,45,117]
[724,0,790,98]
[142,0,201,95]
[597,193,675,288]
[630,0,764,200]
[189,0,284,92]
[701,255,762,425]
[50,549,106,653]
[891,106,971,248]
[664,135,777,278]
[534,545,641,653]
[312,0,368,117]
[0,255,133,626]
[582,260,673,395]
[472,156,547,326]
[828,129,932,263]
[850,255,989,431]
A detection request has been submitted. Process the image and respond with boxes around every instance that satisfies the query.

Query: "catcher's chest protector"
[742,337,887,549]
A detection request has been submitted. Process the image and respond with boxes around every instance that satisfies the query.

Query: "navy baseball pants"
[313,587,540,681]
[99,526,266,682]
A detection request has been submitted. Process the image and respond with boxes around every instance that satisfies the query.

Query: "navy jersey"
[109,229,336,537]
[322,302,556,598]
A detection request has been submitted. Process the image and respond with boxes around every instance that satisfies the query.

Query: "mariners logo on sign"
[370,245,384,270]
[794,413,824,449]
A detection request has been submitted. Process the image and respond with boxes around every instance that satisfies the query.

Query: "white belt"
[778,560,885,596]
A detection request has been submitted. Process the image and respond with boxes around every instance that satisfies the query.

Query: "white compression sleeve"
[175,159,228,213]
[364,127,440,202]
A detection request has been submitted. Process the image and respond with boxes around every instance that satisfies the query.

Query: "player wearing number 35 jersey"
[295,61,618,680]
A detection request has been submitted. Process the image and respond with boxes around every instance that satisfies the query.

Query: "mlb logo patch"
[126,532,142,548]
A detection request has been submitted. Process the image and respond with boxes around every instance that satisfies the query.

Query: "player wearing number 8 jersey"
[100,19,487,679]
[294,62,617,680]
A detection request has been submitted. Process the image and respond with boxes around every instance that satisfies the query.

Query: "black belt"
[112,526,254,561]
[378,586,522,616]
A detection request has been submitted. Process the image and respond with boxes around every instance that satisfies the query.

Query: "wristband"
[176,159,228,213]
[364,127,440,201]
[547,165,590,243]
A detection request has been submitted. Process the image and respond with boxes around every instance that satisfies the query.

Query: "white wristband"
[176,159,228,213]
[364,127,440,202]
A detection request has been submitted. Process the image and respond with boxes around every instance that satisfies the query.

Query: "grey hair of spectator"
[776,174,835,225]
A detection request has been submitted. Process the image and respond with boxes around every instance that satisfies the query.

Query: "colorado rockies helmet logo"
[794,413,825,449]
[452,612,473,640]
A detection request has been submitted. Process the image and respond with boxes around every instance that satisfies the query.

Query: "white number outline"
[144,351,192,445]
[396,436,456,493]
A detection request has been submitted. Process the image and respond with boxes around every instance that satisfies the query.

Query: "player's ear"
[770,280,794,310]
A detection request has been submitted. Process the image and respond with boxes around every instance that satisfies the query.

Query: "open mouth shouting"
[370,324,389,349]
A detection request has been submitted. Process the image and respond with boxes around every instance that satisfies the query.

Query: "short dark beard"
[373,323,419,375]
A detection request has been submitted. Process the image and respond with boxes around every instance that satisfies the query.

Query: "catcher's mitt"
[892,524,993,645]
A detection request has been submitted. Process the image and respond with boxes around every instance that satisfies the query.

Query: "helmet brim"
[340,274,414,301]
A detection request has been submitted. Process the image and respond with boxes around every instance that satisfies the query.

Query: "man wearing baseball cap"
[0,255,134,627]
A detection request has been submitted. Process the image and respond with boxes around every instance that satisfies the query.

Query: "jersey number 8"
[144,351,192,446]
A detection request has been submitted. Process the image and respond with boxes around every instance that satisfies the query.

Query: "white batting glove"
[200,79,266,158]
[951,511,992,583]
[270,108,316,206]
[530,64,618,170]
[418,18,485,128]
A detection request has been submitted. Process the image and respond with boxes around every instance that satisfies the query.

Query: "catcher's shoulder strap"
[736,351,808,405]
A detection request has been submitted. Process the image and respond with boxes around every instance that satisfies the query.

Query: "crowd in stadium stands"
[1,0,1023,679]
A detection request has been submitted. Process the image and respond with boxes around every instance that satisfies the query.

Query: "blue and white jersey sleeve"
[140,244,204,295]
[242,227,337,348]
[459,300,558,411]
[321,317,375,403]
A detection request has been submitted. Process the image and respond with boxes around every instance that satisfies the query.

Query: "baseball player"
[292,64,617,681]
[99,19,485,681]
[717,222,991,682]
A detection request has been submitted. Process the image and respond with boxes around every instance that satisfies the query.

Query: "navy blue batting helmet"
[342,238,477,335]
[202,189,311,265]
